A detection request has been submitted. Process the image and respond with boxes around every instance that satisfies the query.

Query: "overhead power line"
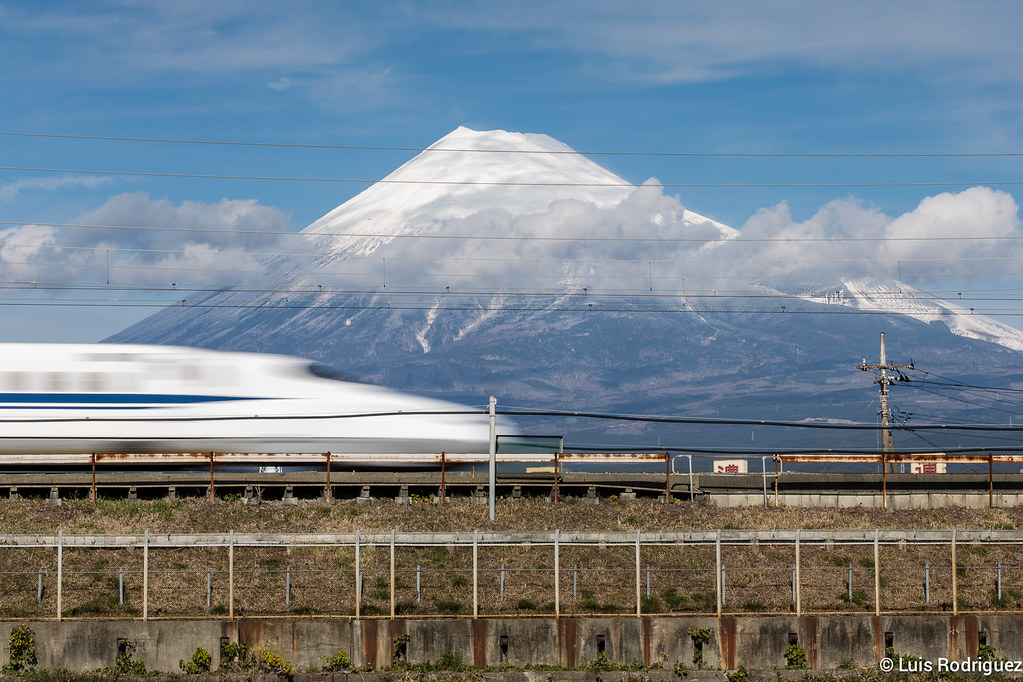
[1,165,1021,189]
[3,131,1023,158]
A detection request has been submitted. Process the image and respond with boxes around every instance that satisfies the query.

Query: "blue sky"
[2,1,1023,340]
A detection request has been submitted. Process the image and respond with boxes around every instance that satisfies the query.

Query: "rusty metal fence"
[1,529,1022,621]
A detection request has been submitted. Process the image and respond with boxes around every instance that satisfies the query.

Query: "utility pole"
[858,332,913,473]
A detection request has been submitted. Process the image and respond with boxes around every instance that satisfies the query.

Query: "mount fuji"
[108,127,1023,452]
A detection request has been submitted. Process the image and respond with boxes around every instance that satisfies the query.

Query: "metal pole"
[209,452,215,504]
[848,563,853,602]
[56,531,62,622]
[925,562,930,604]
[355,530,361,618]
[390,529,396,620]
[554,529,560,618]
[37,568,42,605]
[228,530,234,620]
[573,565,578,600]
[286,566,291,606]
[687,455,694,502]
[951,529,958,615]
[762,456,769,507]
[990,455,994,508]
[635,530,642,617]
[416,565,421,603]
[440,452,446,506]
[91,453,96,507]
[715,530,722,616]
[472,530,479,618]
[325,452,332,504]
[489,396,497,522]
[553,452,559,505]
[873,529,880,617]
[721,564,725,606]
[500,564,504,600]
[664,452,670,504]
[119,566,124,605]
[795,529,801,616]
[207,566,211,608]
[998,562,1003,600]
[143,530,149,621]
[646,564,651,598]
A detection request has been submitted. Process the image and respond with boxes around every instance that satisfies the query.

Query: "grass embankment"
[0,498,1020,619]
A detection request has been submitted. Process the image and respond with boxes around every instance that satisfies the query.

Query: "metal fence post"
[715,530,722,616]
[228,530,234,620]
[416,565,421,603]
[207,566,211,608]
[37,568,42,606]
[721,564,726,606]
[573,564,578,600]
[390,529,396,620]
[119,566,124,606]
[56,531,62,622]
[143,530,149,621]
[635,530,642,617]
[925,562,930,604]
[951,529,958,616]
[472,530,478,619]
[554,529,560,618]
[873,529,880,617]
[688,455,694,502]
[998,562,1003,600]
[847,562,852,602]
[355,529,361,618]
[795,529,801,616]
[285,566,291,606]
[499,564,504,600]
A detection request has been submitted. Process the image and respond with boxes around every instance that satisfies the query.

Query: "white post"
[715,530,722,616]
[554,529,560,618]
[390,529,396,619]
[355,530,361,619]
[56,530,63,622]
[489,396,497,522]
[794,529,801,616]
[228,530,234,620]
[143,530,149,621]
[473,530,479,618]
[635,530,642,617]
[873,529,881,617]
[951,528,958,616]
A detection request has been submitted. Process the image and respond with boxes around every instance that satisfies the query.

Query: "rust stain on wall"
[719,616,736,670]
[362,620,377,670]
[802,615,818,669]
[472,619,487,667]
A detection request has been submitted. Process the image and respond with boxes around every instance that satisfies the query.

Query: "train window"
[306,362,363,383]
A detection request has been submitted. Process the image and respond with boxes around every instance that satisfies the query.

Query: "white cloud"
[0,192,291,287]
[0,175,110,202]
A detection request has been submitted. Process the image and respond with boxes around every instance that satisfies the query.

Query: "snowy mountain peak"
[303,127,637,261]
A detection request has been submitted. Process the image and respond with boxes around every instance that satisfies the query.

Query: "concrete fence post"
[951,528,958,616]
[56,530,62,622]
[635,530,642,617]
[554,529,560,618]
[143,530,149,621]
[228,530,234,620]
[795,529,801,616]
[715,530,722,617]
[873,529,880,617]
[472,530,478,618]
[390,529,396,620]
[355,530,361,619]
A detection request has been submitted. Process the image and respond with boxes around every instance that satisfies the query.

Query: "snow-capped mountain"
[108,128,1023,451]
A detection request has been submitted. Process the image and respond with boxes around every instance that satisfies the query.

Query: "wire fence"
[0,529,1021,620]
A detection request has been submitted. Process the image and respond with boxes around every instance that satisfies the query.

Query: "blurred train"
[0,344,497,461]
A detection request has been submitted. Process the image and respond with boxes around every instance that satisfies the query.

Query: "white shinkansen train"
[0,344,495,460]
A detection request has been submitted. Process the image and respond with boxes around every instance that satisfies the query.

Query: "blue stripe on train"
[0,393,257,406]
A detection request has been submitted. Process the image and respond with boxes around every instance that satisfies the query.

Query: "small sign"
[713,459,748,474]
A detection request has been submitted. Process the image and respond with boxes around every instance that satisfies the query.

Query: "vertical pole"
[848,563,853,602]
[635,530,642,617]
[553,452,559,506]
[228,530,234,619]
[762,457,768,507]
[37,568,42,605]
[416,565,421,603]
[355,530,361,618]
[390,529,396,620]
[325,452,332,504]
[207,567,211,608]
[715,530,722,616]
[951,529,958,616]
[56,530,62,622]
[285,566,291,606]
[472,530,479,618]
[209,452,215,504]
[664,452,670,504]
[500,564,505,600]
[143,530,149,621]
[795,529,801,616]
[119,566,124,605]
[554,529,560,618]
[646,564,651,598]
[687,455,694,502]
[881,454,888,509]
[489,396,497,522]
[573,565,578,600]
[774,456,780,507]
[91,453,96,508]
[721,564,726,606]
[990,455,994,508]
[440,452,446,506]
[998,562,1003,600]
[925,562,930,604]
[873,529,881,617]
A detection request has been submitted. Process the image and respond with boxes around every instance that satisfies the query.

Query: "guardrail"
[2,529,1021,622]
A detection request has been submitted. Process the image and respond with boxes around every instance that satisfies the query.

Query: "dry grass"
[0,496,1020,618]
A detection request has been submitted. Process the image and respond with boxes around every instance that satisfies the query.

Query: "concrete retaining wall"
[2,614,1021,673]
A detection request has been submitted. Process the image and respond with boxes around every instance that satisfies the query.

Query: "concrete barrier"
[2,613,1021,674]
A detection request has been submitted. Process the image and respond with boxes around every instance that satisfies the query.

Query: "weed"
[321,649,353,672]
[784,643,807,669]
[725,666,748,682]
[178,647,211,675]
[434,598,464,615]
[741,599,766,612]
[3,624,37,675]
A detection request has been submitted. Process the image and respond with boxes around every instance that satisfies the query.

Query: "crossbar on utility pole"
[858,332,914,473]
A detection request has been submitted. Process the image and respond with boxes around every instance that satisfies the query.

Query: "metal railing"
[1,529,1021,621]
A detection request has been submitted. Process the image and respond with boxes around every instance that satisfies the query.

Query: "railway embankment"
[0,498,1022,677]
